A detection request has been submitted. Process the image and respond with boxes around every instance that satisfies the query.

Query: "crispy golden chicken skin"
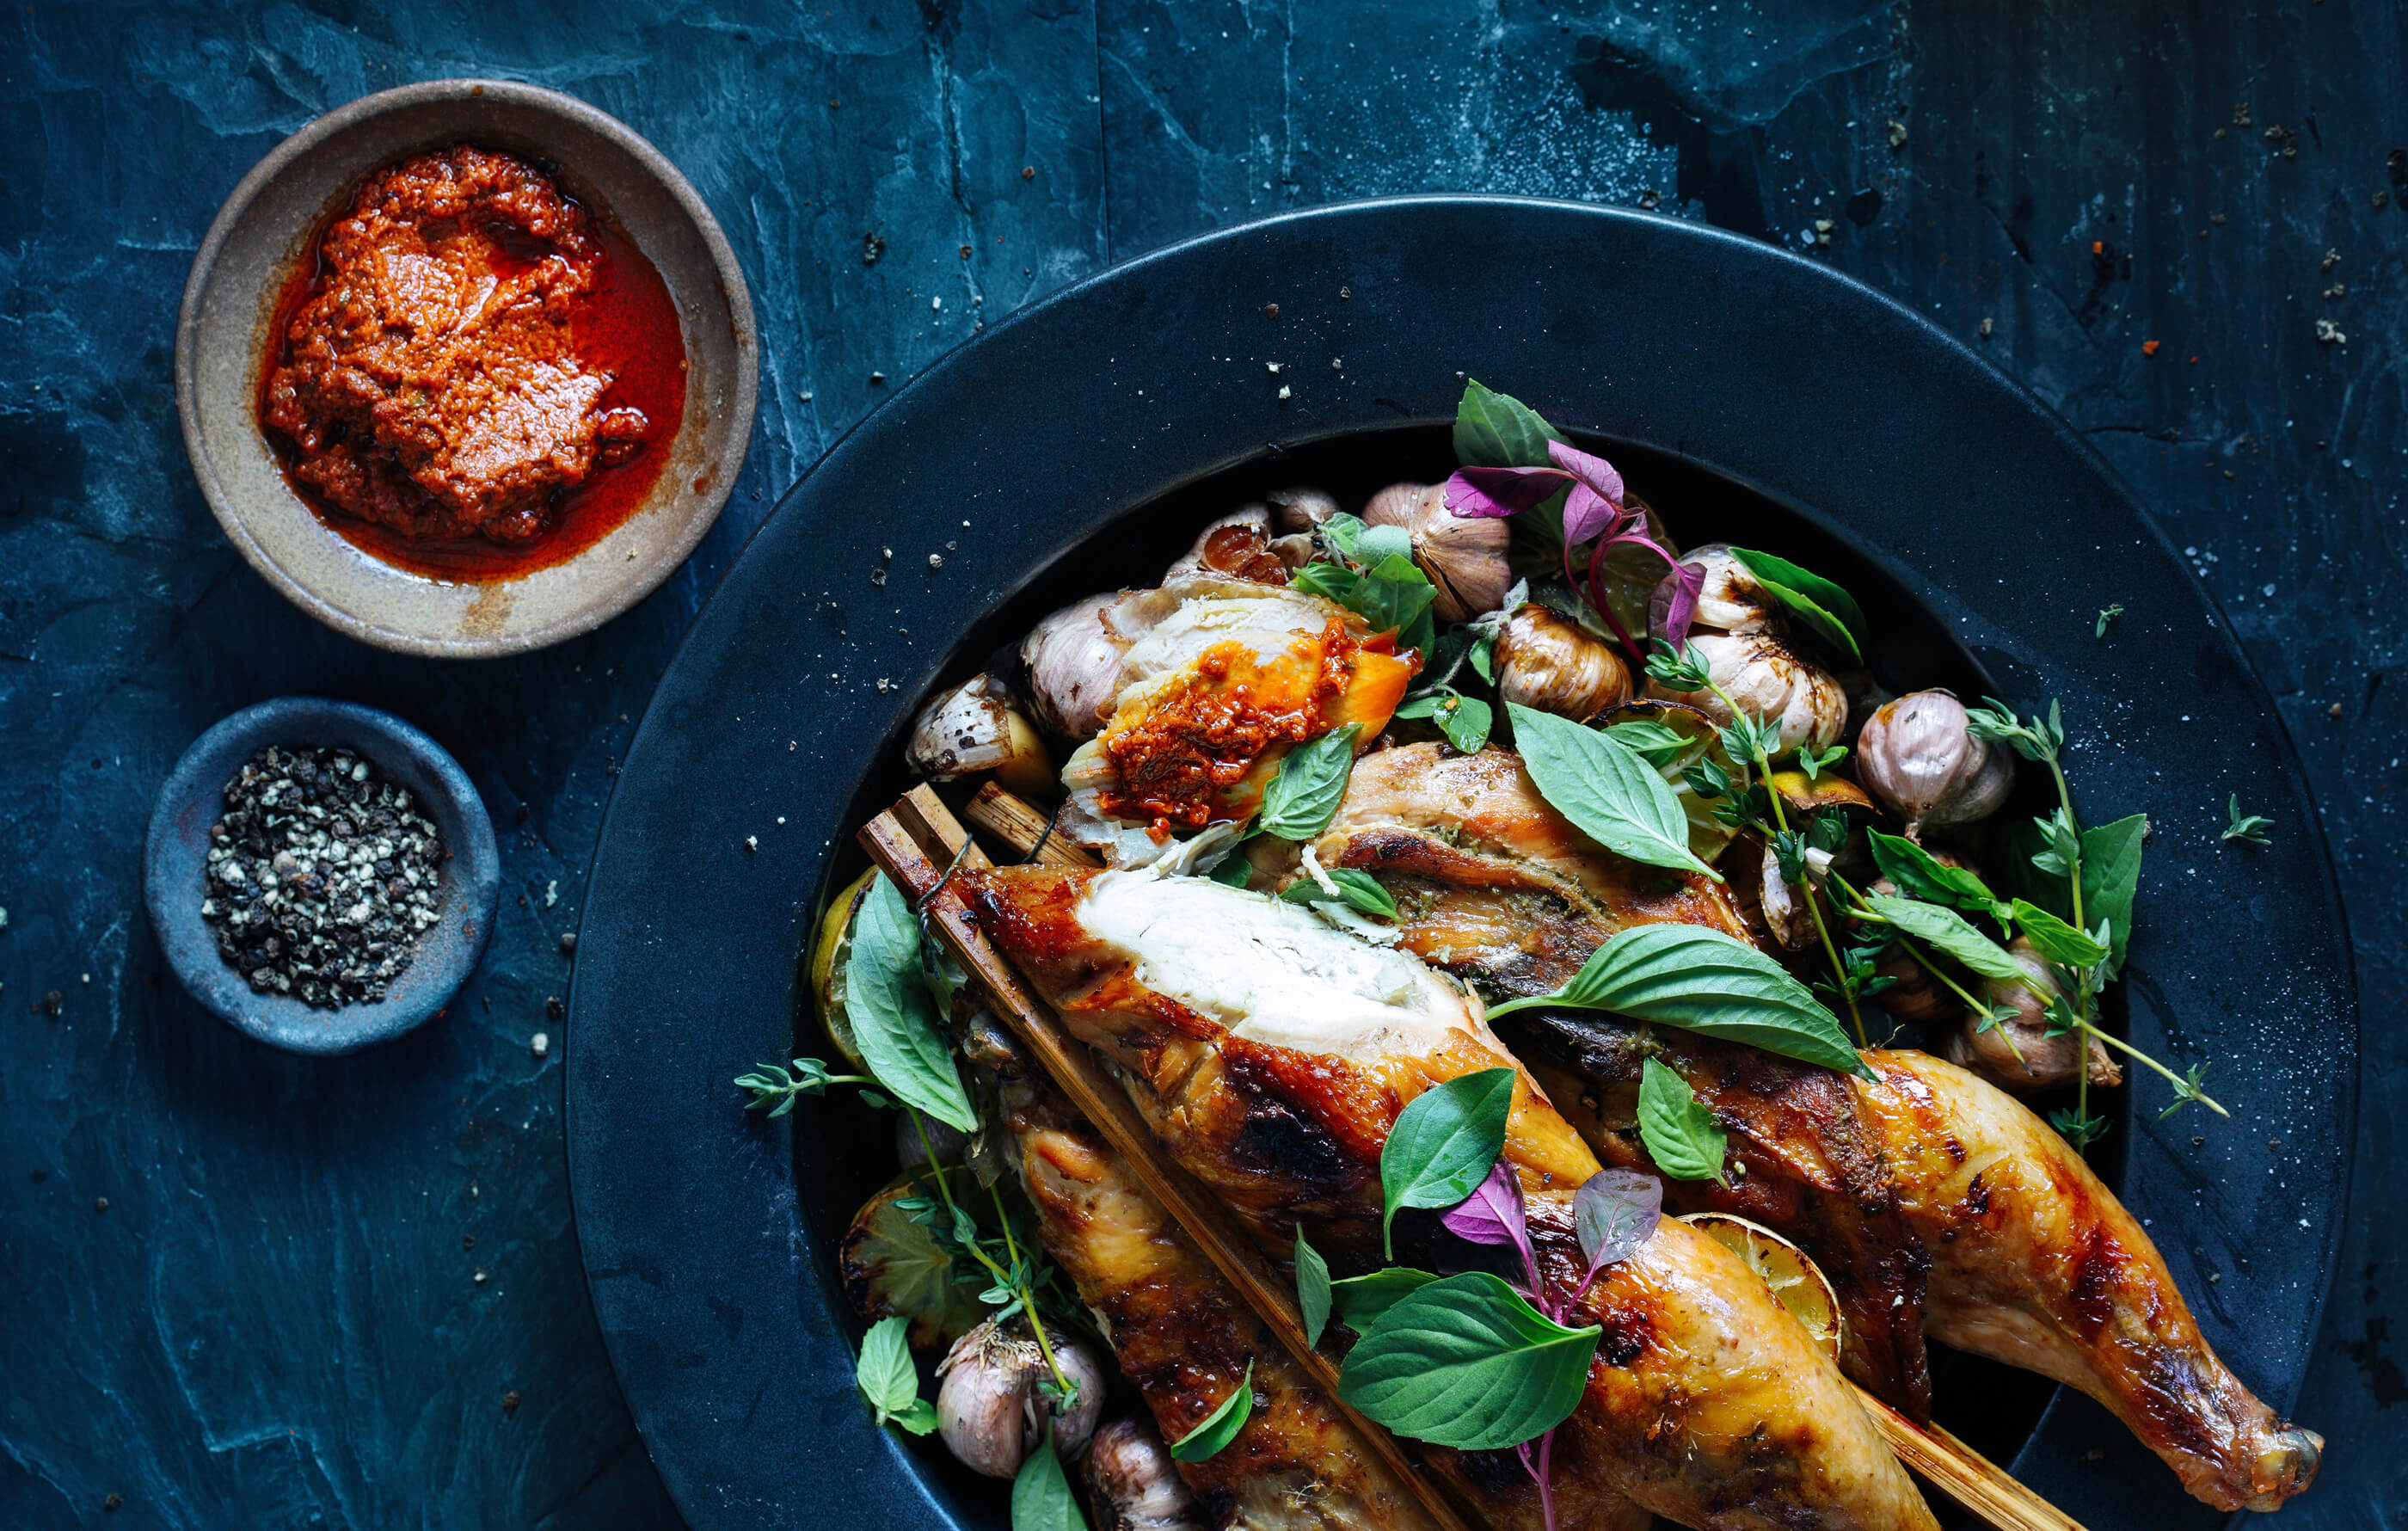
[967,866,1938,1531]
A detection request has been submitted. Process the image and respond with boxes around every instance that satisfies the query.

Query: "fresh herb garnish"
[1339,1271,1600,1452]
[1727,547,1870,665]
[1440,1159,1538,1281]
[1168,1360,1255,1461]
[1378,1068,1518,1257]
[1279,864,1400,920]
[1395,691,1496,753]
[855,1314,939,1435]
[1637,1059,1729,1184]
[1572,1171,1662,1279]
[845,874,980,1133]
[1488,924,1866,1076]
[1863,895,2025,982]
[2008,899,2110,968]
[1454,378,1563,469]
[1867,830,2006,918]
[1294,1227,1333,1347]
[734,1055,876,1116]
[1508,703,1721,881]
[1256,724,1362,842]
[2096,603,2125,637]
[1796,742,1848,781]
[1601,718,1692,768]
[2223,795,2273,845]
[1330,1267,1444,1328]
[1009,1424,1084,1531]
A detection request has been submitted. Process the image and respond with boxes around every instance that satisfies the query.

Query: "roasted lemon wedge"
[1679,1212,1845,1362]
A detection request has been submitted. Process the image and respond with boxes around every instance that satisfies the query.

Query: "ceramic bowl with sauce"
[176,78,757,657]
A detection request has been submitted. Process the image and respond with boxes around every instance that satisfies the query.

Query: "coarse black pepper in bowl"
[144,698,501,1054]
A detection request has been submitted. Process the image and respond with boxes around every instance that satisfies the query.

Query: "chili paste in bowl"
[261,144,685,581]
[177,79,755,655]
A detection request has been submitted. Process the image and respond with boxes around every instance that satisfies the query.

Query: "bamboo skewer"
[928,781,2092,1531]
[859,787,1477,1531]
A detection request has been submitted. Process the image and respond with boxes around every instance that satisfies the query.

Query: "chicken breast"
[967,865,1938,1531]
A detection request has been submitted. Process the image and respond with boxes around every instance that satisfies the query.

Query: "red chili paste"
[260,144,685,581]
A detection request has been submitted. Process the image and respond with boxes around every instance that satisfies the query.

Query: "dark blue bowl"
[143,697,500,1054]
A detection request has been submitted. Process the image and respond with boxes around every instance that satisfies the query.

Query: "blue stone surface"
[2,3,2400,1526]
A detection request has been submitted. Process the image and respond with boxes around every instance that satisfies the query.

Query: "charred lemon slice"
[840,1178,986,1350]
[1679,1212,1844,1362]
[810,868,881,1066]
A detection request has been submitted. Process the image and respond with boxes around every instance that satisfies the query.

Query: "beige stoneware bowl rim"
[175,76,758,658]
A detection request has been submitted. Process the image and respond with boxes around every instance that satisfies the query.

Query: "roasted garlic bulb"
[1856,691,2014,838]
[906,673,1054,796]
[1493,602,1631,721]
[1084,1417,1207,1531]
[1362,480,1514,622]
[1942,937,2122,1093]
[1649,543,1846,754]
[1161,507,1290,585]
[934,1318,1105,1478]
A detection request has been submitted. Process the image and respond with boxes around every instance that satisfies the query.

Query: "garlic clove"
[1759,840,1817,951]
[1362,481,1514,623]
[935,1318,1105,1479]
[1855,691,2014,838]
[1021,586,1192,741]
[1084,1418,1207,1531]
[906,674,1055,797]
[1162,506,1289,586]
[1651,631,1846,754]
[1494,602,1632,721]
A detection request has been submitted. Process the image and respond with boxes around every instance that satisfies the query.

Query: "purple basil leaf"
[1561,482,1619,547]
[1440,1159,1537,1286]
[1651,559,1706,646]
[1443,465,1572,520]
[1545,438,1627,507]
[1573,1170,1661,1287]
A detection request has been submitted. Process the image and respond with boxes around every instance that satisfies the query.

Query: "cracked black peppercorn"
[200,745,444,1009]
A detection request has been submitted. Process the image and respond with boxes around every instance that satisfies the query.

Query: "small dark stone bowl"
[144,698,501,1054]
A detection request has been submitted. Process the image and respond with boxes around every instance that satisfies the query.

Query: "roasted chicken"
[1321,741,2323,1514]
[968,864,1940,1531]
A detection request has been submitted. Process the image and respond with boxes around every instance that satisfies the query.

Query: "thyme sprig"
[2223,794,2274,845]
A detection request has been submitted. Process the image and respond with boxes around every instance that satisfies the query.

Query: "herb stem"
[987,1177,1074,1395]
[912,1106,1076,1397]
[2045,759,2093,1133]
[2075,1022,2230,1116]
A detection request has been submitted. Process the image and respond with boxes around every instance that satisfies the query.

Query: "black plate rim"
[565,194,2357,1531]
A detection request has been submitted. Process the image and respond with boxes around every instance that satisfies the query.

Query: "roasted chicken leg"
[968,864,1938,1531]
[1320,741,2323,1513]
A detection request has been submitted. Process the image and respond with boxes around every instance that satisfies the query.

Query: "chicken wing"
[967,864,1938,1531]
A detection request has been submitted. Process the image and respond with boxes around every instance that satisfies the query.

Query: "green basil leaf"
[845,876,979,1133]
[1330,1267,1442,1329]
[856,1314,928,1430]
[1279,866,1399,920]
[1601,719,1692,769]
[1866,895,2026,983]
[1489,925,1865,1076]
[2011,899,2110,968]
[1454,378,1563,468]
[2078,814,2147,978]
[1257,725,1362,841]
[1727,548,1870,662]
[1469,635,1496,683]
[1321,513,1368,559]
[1391,695,1440,720]
[1295,1229,1333,1348]
[1168,1360,1255,1461]
[1867,830,2001,915]
[1209,850,1255,888]
[1508,704,1719,881]
[893,1398,939,1436]
[1010,1428,1085,1531]
[1637,1058,1727,1184]
[1436,695,1494,753]
[1998,815,2073,919]
[1380,1068,1517,1257]
[1357,560,1439,654]
[1291,561,1359,606]
[1339,1271,1600,1451]
[1356,525,1415,565]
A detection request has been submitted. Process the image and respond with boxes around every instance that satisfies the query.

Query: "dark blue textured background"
[3,3,2400,1526]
